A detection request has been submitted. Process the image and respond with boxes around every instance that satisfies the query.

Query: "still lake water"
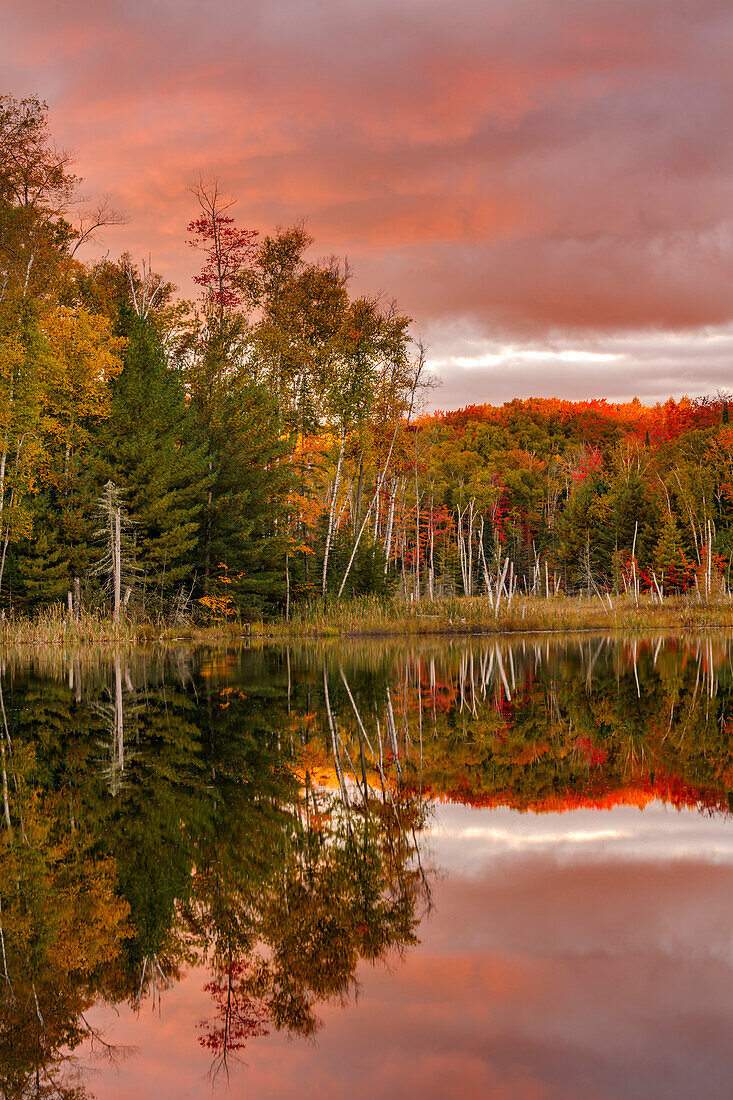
[2,635,733,1099]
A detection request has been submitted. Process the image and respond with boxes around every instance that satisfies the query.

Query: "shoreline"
[261,593,733,639]
[1,594,732,650]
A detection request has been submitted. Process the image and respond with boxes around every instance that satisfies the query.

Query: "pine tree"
[13,520,70,610]
[95,311,211,613]
[653,515,686,591]
[199,377,291,618]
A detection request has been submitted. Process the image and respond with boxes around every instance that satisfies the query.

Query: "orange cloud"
[3,0,733,399]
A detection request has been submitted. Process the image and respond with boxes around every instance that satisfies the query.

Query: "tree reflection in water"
[0,634,732,1095]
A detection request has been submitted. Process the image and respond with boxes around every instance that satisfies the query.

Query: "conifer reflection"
[0,650,426,1095]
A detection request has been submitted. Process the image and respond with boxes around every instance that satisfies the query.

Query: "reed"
[266,591,733,637]
[0,606,250,653]
[2,590,733,653]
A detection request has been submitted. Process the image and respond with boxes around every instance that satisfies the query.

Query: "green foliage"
[0,649,425,1087]
[94,311,210,608]
[13,515,70,609]
[654,515,687,588]
[4,94,733,623]
[0,638,732,1091]
[196,377,292,618]
[324,526,395,599]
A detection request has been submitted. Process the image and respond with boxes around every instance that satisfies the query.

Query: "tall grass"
[0,605,251,653]
[3,590,733,652]
[267,591,733,637]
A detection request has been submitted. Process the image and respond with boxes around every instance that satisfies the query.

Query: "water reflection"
[0,635,732,1097]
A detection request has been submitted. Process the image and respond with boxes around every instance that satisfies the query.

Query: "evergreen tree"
[557,478,613,589]
[13,515,70,610]
[199,376,291,618]
[95,311,210,612]
[322,524,394,598]
[654,515,686,590]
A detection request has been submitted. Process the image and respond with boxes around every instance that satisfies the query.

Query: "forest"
[2,92,733,625]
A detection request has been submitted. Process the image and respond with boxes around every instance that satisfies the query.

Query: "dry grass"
[264,592,733,638]
[2,591,733,654]
[0,606,250,654]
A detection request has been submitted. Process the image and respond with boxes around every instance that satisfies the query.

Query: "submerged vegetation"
[2,93,733,636]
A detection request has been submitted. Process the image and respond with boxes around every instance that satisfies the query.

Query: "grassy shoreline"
[263,592,733,638]
[1,593,733,652]
[0,608,247,651]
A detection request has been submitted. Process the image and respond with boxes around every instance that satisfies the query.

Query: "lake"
[2,635,733,1099]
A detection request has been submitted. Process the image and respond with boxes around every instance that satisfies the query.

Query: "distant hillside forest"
[1,92,732,621]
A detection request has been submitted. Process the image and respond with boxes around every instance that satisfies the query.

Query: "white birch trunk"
[322,427,346,597]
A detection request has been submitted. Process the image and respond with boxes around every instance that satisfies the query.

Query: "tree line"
[404,393,733,602]
[2,91,732,623]
[0,93,423,620]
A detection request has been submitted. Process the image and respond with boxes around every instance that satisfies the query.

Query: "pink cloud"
[3,0,733,398]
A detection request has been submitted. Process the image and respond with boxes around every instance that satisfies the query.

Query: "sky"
[3,0,733,410]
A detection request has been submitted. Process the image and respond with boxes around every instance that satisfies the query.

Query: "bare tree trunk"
[285,551,290,621]
[428,500,435,600]
[0,438,7,541]
[385,687,403,781]
[354,453,364,533]
[384,477,398,574]
[414,429,421,602]
[323,665,349,809]
[0,679,13,843]
[478,519,495,609]
[0,437,23,603]
[338,354,424,597]
[322,427,346,597]
[204,463,214,595]
[457,500,476,596]
[114,654,124,773]
[494,556,509,618]
[467,499,475,596]
[113,507,121,624]
[0,391,14,584]
[414,494,421,603]
[0,738,11,840]
[457,506,468,594]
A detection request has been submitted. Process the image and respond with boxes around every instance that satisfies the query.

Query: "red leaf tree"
[187,180,258,328]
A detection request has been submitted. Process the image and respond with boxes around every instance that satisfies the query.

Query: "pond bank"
[264,593,733,638]
[2,593,733,650]
[0,609,246,651]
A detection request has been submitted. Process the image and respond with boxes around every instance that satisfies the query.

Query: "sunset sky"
[3,0,732,409]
